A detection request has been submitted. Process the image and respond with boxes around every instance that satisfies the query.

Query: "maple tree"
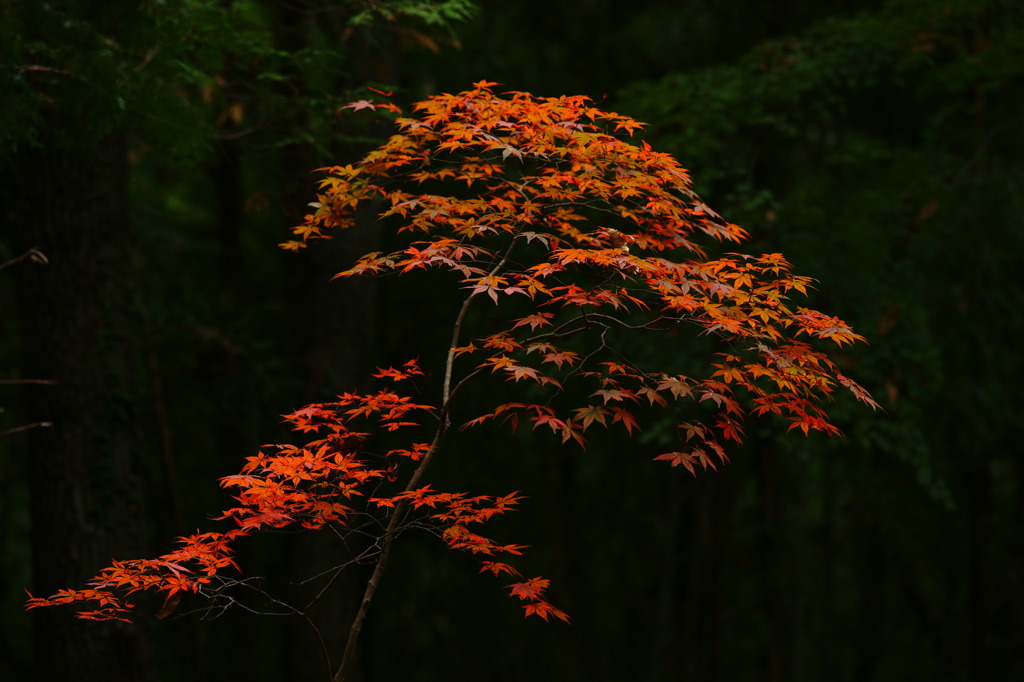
[25,81,877,682]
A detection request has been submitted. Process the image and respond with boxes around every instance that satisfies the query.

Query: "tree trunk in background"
[6,134,151,682]
[269,6,383,679]
[756,448,786,682]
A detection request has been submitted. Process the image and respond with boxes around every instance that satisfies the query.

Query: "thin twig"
[0,379,57,385]
[0,247,48,273]
[0,422,53,439]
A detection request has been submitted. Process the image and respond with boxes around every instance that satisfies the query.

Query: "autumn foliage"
[26,81,876,680]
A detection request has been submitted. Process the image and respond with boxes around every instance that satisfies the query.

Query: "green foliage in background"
[618,2,1024,677]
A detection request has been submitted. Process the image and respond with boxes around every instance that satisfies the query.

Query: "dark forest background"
[2,1,1022,681]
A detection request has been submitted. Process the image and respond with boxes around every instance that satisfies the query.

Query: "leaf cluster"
[26,359,564,624]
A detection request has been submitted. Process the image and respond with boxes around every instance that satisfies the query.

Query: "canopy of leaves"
[0,0,478,156]
[291,82,877,469]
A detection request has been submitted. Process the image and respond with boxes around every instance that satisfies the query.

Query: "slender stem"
[334,240,516,682]
[305,611,334,682]
[333,424,444,682]
[442,291,475,415]
[0,379,57,385]
[241,584,334,682]
[443,237,517,408]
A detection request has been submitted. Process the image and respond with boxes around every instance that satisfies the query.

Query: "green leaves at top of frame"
[0,0,478,158]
